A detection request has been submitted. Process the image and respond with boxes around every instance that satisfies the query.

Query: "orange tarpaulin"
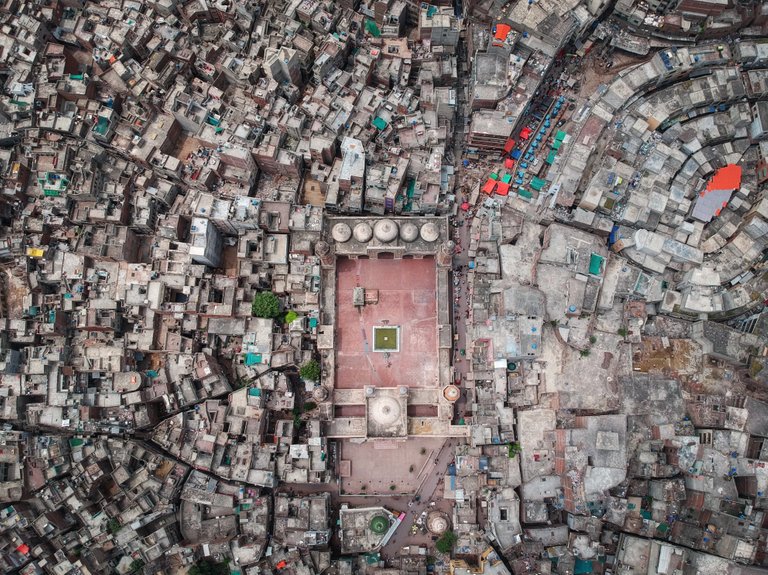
[496,182,510,196]
[494,23,512,42]
[706,164,742,191]
[482,179,497,194]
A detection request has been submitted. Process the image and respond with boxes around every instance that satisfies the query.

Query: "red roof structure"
[482,179,497,194]
[503,138,516,153]
[706,164,741,191]
[691,164,743,223]
[504,158,515,169]
[496,182,510,196]
[494,23,512,42]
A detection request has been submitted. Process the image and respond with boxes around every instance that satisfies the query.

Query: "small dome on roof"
[370,515,389,534]
[427,511,450,535]
[420,222,439,242]
[374,219,398,243]
[400,222,419,242]
[332,223,352,243]
[353,222,373,243]
[443,385,460,402]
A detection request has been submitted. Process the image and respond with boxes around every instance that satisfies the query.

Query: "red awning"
[504,158,515,169]
[520,127,532,140]
[496,182,510,196]
[461,202,470,211]
[16,544,29,555]
[503,138,516,153]
[482,179,497,194]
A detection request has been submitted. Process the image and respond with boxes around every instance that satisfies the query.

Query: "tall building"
[189,217,223,268]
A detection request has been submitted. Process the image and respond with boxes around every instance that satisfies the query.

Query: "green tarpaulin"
[530,177,546,191]
[365,19,381,37]
[518,188,532,199]
[546,150,557,164]
[490,172,499,180]
[372,116,388,130]
[94,116,110,135]
[589,253,605,276]
[555,130,567,142]
[552,140,562,150]
[501,173,512,184]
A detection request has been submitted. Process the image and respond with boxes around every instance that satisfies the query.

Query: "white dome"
[353,222,373,243]
[420,222,439,242]
[427,511,450,535]
[368,395,402,427]
[332,223,352,243]
[374,219,399,243]
[400,222,419,242]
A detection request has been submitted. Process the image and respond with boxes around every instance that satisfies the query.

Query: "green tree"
[285,310,299,324]
[589,335,597,344]
[303,401,317,412]
[107,518,121,534]
[129,559,145,574]
[617,327,628,337]
[507,442,522,458]
[188,559,228,575]
[579,349,591,358]
[436,530,458,554]
[389,484,397,491]
[300,359,321,381]
[251,291,280,318]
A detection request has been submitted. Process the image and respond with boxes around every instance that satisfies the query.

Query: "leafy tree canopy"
[436,530,457,554]
[252,291,280,318]
[189,559,228,575]
[300,359,321,381]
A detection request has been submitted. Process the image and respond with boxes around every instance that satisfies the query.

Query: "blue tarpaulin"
[608,224,620,245]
